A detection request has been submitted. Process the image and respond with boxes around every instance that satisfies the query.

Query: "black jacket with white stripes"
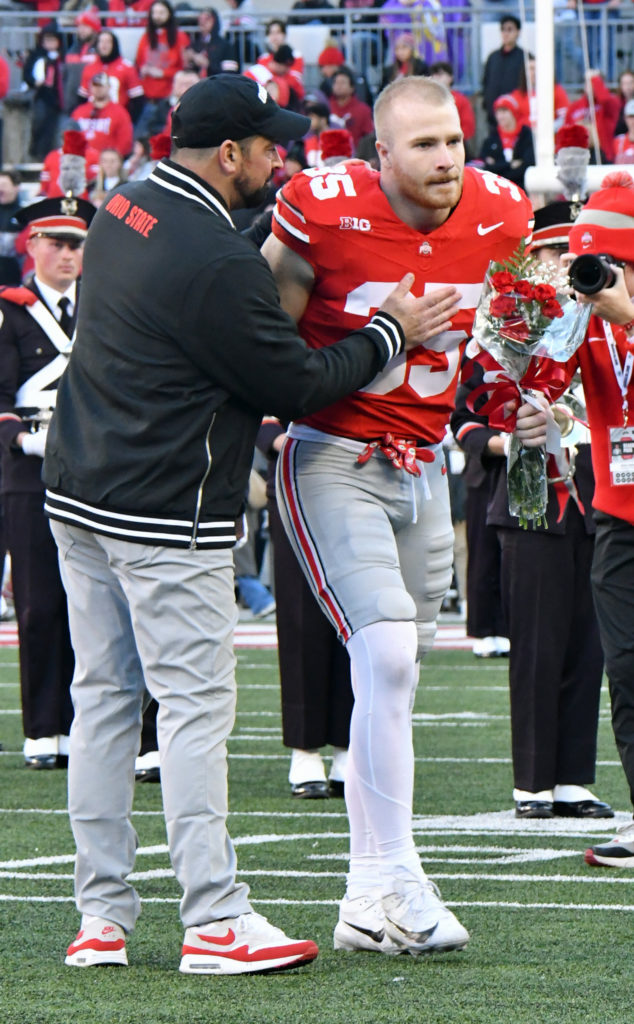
[43,158,404,549]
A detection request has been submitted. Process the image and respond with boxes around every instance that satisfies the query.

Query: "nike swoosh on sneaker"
[385,917,438,945]
[345,921,387,944]
[477,221,504,235]
[195,928,236,946]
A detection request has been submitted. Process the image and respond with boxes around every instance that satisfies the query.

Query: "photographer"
[515,172,634,866]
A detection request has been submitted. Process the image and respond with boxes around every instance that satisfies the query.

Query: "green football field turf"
[1,644,633,1024]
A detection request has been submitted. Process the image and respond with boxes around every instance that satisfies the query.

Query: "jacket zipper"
[190,412,216,549]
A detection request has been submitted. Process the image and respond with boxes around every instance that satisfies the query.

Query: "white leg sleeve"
[345,620,425,890]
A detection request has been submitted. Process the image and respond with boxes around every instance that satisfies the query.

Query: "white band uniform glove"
[21,428,48,458]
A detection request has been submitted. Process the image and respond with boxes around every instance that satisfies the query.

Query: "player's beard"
[418,174,463,210]
[234,170,272,209]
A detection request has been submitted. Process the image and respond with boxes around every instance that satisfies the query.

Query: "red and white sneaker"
[179,912,318,975]
[65,916,128,967]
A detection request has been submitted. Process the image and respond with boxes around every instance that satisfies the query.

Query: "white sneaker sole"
[179,948,317,975]
[65,946,128,967]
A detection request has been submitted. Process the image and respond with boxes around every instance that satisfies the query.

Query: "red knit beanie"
[569,171,634,262]
[318,46,345,68]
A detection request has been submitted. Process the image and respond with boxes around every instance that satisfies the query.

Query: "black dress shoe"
[136,766,161,783]
[328,779,345,798]
[56,754,69,769]
[290,780,330,798]
[515,800,554,818]
[24,754,58,770]
[553,799,614,819]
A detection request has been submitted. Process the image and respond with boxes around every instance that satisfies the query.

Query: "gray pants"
[51,521,251,932]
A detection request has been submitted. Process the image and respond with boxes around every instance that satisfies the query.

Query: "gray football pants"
[276,437,455,660]
[51,521,251,932]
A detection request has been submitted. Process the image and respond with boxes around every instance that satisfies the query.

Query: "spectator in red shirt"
[63,11,100,113]
[565,68,620,163]
[78,30,146,125]
[135,0,189,137]
[328,66,374,148]
[258,19,304,76]
[246,45,304,111]
[72,71,134,157]
[509,54,569,136]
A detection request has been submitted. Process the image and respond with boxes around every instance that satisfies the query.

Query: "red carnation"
[500,317,530,342]
[533,283,557,303]
[62,130,87,157]
[555,124,589,152]
[514,279,534,300]
[542,299,564,319]
[490,295,517,317]
[490,270,516,294]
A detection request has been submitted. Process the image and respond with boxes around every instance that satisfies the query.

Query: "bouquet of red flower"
[470,242,591,527]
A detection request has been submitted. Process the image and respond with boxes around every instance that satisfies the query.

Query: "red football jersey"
[272,162,533,443]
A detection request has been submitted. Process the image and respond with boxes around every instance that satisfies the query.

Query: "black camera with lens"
[568,253,619,295]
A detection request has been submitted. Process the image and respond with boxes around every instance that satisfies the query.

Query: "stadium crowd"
[1,0,634,977]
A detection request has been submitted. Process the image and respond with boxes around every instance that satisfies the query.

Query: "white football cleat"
[383,873,469,955]
[333,894,401,954]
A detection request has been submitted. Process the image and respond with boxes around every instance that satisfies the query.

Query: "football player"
[262,75,535,956]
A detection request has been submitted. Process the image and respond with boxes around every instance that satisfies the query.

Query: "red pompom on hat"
[569,171,634,262]
[320,127,354,160]
[555,124,589,152]
[76,10,101,33]
[318,46,345,68]
[62,130,87,157]
[150,133,172,161]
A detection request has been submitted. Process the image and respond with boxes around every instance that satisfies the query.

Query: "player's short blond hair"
[374,76,456,144]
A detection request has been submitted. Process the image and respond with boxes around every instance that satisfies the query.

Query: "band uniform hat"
[15,195,96,240]
[528,200,576,251]
[568,171,634,263]
[171,74,310,149]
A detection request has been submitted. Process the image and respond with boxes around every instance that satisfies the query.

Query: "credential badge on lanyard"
[605,322,634,487]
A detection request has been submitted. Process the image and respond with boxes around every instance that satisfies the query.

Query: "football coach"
[41,74,443,974]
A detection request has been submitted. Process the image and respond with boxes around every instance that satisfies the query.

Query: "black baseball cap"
[171,74,310,149]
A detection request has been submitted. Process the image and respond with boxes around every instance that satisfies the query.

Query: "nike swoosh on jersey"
[195,929,236,946]
[477,221,505,235]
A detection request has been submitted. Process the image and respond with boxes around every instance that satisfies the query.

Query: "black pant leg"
[5,491,74,739]
[466,482,506,637]
[269,499,353,750]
